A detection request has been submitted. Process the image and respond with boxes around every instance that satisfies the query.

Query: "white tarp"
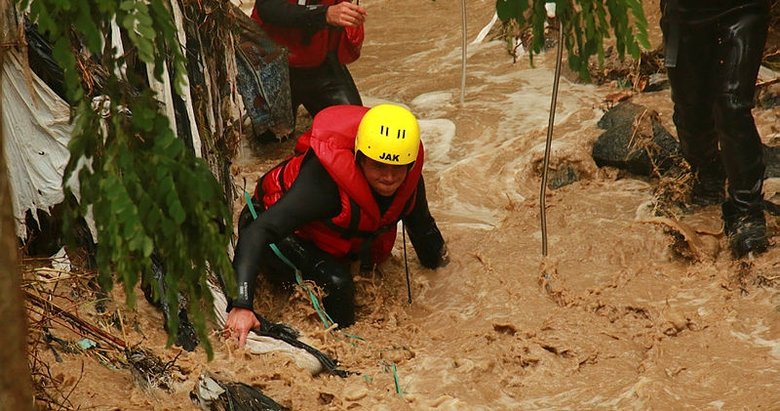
[209,282,323,375]
[3,11,321,376]
[1,50,71,239]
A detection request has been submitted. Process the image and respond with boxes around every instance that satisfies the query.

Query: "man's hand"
[326,2,367,27]
[224,307,262,348]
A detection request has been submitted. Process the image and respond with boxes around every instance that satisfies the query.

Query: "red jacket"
[252,0,363,68]
[257,105,424,263]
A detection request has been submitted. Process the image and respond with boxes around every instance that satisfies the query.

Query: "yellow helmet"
[355,104,420,165]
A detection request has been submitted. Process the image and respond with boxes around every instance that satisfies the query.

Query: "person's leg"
[712,2,770,256]
[290,53,362,117]
[662,11,725,205]
[262,236,356,327]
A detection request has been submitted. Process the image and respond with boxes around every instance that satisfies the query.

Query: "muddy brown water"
[33,0,779,409]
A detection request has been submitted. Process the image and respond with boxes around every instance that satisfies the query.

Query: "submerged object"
[126,347,182,392]
[142,254,199,351]
[209,282,352,376]
[191,372,287,411]
[253,314,351,378]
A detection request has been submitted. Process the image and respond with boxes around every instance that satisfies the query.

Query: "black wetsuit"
[255,0,363,119]
[660,0,769,201]
[231,152,446,326]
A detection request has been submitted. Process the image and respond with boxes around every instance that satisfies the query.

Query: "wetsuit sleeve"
[230,153,341,310]
[403,176,448,269]
[255,0,328,30]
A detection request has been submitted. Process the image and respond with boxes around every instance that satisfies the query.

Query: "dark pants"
[290,52,363,118]
[237,198,356,327]
[259,236,356,328]
[660,0,769,199]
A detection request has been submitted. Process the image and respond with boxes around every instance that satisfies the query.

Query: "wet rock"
[547,164,580,189]
[592,101,681,177]
[592,101,780,182]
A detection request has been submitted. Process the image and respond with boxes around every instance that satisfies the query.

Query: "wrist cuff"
[226,298,253,312]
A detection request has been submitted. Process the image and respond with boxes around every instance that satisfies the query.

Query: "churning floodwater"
[38,0,779,409]
[226,0,780,409]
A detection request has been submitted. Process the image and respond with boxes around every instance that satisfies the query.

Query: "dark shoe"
[690,161,726,206]
[722,200,769,258]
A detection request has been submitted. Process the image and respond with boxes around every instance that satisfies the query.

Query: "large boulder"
[592,101,681,177]
[593,101,780,180]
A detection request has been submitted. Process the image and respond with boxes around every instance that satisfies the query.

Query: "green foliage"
[495,0,650,81]
[20,0,235,358]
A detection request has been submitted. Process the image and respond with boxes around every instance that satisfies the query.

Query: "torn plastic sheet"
[1,50,72,240]
[209,282,324,375]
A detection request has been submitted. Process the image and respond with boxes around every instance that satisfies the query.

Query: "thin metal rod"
[459,0,467,105]
[540,22,565,257]
[402,222,412,304]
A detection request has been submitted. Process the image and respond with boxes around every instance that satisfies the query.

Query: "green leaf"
[496,0,526,22]
[74,6,103,52]
[131,104,157,132]
[33,0,233,360]
[495,0,650,81]
[119,0,135,11]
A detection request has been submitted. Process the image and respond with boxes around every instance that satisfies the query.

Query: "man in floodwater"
[225,104,449,347]
[251,0,366,139]
[660,0,772,257]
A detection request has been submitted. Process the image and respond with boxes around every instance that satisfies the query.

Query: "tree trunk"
[0,1,35,408]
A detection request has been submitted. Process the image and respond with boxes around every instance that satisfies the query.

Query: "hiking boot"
[690,161,726,206]
[722,200,769,258]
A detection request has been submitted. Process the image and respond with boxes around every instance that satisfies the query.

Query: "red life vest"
[255,105,424,263]
[252,0,364,68]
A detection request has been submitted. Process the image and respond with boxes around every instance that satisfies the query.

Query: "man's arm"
[226,154,340,347]
[231,153,341,309]
[255,0,328,29]
[256,0,366,29]
[403,176,448,268]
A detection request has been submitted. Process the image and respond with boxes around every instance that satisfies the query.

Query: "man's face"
[359,156,409,197]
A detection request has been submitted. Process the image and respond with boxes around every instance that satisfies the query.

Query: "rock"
[547,164,580,189]
[592,101,681,177]
[592,101,780,182]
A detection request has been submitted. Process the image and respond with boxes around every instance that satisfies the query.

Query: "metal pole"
[402,223,412,304]
[540,20,565,257]
[460,0,467,105]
